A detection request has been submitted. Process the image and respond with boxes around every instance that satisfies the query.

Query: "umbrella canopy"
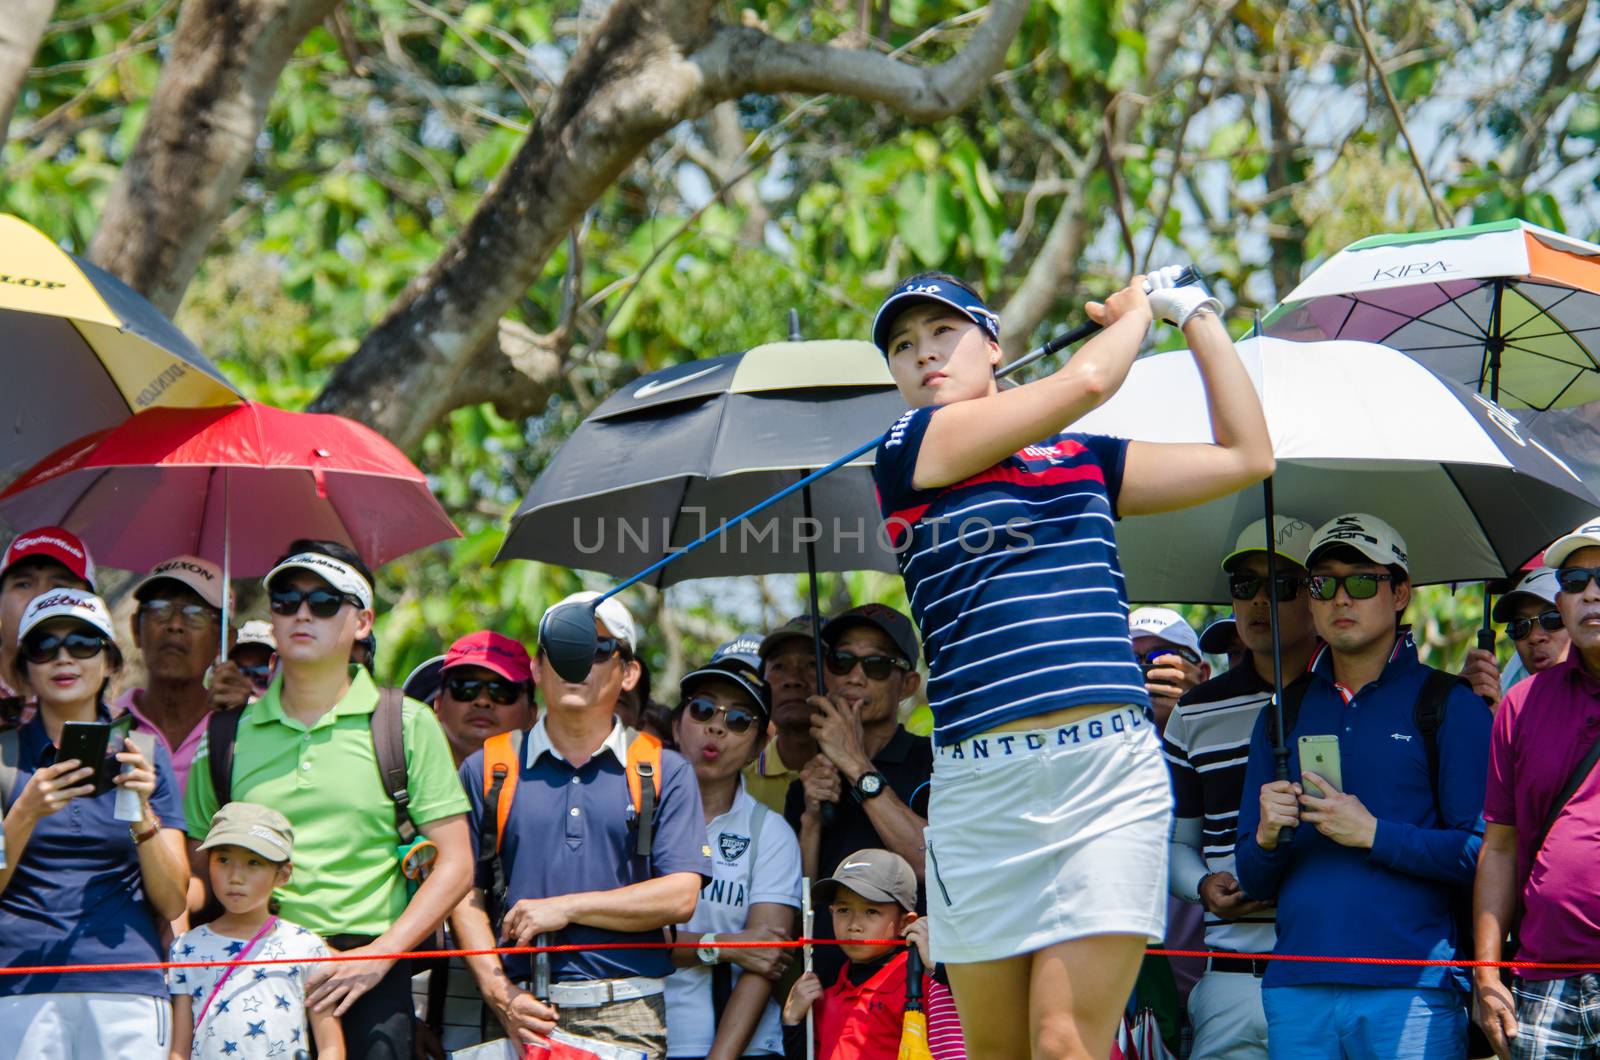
[498,339,906,585]
[0,214,241,483]
[0,402,459,575]
[1071,336,1599,603]
[1263,219,1600,412]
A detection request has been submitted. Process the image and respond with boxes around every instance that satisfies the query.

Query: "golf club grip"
[1272,744,1295,849]
[996,266,1203,381]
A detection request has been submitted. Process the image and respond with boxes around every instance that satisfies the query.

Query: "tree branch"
[0,0,59,147]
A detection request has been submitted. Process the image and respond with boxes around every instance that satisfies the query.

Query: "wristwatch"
[852,771,887,803]
[697,933,720,966]
[130,814,162,845]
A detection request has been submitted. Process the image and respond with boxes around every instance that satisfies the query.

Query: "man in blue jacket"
[1235,512,1491,1059]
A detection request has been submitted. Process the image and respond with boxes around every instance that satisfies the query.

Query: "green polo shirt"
[185,669,470,937]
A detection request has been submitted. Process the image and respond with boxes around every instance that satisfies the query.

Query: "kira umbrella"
[0,401,460,650]
[0,214,241,484]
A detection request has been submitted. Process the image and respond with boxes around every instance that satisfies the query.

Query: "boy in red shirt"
[781,849,964,1060]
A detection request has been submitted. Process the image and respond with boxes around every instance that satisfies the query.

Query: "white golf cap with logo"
[1221,515,1317,572]
[262,551,374,611]
[1127,606,1201,656]
[541,590,637,652]
[134,554,225,610]
[19,587,116,642]
[232,620,277,651]
[1542,516,1600,569]
[1491,567,1560,621]
[1306,513,1410,573]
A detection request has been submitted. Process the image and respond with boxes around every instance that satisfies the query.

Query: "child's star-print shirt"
[167,920,331,1058]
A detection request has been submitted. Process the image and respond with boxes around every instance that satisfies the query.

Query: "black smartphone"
[57,721,111,794]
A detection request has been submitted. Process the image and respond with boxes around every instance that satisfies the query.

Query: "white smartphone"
[1297,734,1343,798]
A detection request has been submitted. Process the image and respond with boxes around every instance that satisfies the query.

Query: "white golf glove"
[1144,265,1222,327]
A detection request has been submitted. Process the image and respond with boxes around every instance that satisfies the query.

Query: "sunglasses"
[443,676,524,705]
[1228,573,1302,603]
[140,599,218,628]
[1556,566,1600,595]
[683,696,761,733]
[22,630,108,664]
[268,586,359,618]
[236,663,273,685]
[1306,572,1394,601]
[1506,609,1564,642]
[824,649,910,681]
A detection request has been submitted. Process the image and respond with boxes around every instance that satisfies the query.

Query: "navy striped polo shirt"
[873,406,1149,745]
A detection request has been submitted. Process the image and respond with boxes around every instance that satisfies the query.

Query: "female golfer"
[870,267,1272,1060]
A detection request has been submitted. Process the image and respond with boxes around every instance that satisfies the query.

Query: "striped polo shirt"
[873,406,1148,745]
[1164,662,1278,953]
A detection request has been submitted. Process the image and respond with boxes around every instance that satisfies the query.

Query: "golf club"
[537,268,1206,682]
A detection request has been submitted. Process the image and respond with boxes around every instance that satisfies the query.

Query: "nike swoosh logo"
[633,365,720,399]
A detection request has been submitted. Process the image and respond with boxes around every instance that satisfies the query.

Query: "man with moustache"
[1474,522,1600,1060]
[454,592,709,1060]
[1163,517,1317,1059]
[1236,514,1491,1059]
[1460,567,1571,709]
[745,616,824,815]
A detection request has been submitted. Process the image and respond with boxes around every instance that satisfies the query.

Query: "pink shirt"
[1483,652,1600,979]
[109,689,209,795]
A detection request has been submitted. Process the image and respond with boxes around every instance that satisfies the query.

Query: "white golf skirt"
[924,704,1172,965]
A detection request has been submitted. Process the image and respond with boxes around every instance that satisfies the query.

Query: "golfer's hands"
[800,754,842,822]
[723,926,795,981]
[1146,264,1222,327]
[1199,871,1270,920]
[1255,780,1301,850]
[307,944,394,1016]
[1474,972,1517,1059]
[783,972,823,1025]
[489,983,559,1044]
[809,694,871,782]
[1086,277,1154,330]
[1461,648,1502,707]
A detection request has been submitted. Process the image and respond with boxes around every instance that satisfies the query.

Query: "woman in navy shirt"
[0,588,189,1058]
[870,269,1272,1059]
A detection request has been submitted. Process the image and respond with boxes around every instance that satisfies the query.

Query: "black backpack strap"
[1414,668,1465,820]
[206,706,245,808]
[1532,729,1600,867]
[371,687,416,845]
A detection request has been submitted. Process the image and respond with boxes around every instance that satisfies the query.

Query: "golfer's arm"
[1119,313,1274,515]
[912,310,1151,489]
[1473,823,1518,979]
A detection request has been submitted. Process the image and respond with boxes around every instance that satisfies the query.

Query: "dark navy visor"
[872,277,1001,355]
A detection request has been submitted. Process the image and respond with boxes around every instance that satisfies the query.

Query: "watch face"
[860,773,883,795]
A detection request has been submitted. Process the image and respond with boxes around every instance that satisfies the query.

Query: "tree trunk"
[0,0,57,147]
[88,0,340,316]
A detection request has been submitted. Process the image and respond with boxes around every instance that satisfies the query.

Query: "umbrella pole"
[802,878,815,1060]
[220,471,231,666]
[1262,476,1294,846]
[802,478,835,827]
[1479,282,1505,685]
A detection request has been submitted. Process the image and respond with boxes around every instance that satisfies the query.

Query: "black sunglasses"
[268,586,358,618]
[22,630,108,664]
[443,676,524,705]
[684,696,760,734]
[1306,572,1394,601]
[237,663,273,685]
[1506,609,1564,642]
[824,649,910,681]
[140,599,218,628]
[1556,566,1600,596]
[1228,572,1302,603]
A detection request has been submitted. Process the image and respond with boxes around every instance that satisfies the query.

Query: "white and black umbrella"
[1074,335,1599,603]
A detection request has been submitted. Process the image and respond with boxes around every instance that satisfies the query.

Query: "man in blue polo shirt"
[1236,513,1491,1059]
[455,592,708,1060]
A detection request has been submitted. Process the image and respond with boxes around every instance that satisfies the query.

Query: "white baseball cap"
[134,554,225,610]
[1306,513,1410,573]
[542,590,637,653]
[19,587,116,643]
[1491,567,1560,621]
[1128,607,1201,657]
[231,620,277,651]
[262,551,374,611]
[1542,516,1600,569]
[1221,516,1317,573]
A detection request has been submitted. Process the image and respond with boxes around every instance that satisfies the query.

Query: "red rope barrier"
[2,939,1594,977]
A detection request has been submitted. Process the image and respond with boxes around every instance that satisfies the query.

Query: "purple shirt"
[110,688,209,794]
[1483,652,1600,979]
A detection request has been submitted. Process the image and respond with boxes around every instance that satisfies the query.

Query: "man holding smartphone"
[1235,513,1492,1059]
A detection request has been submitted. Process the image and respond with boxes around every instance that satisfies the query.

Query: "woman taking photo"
[870,267,1272,1059]
[0,588,189,1058]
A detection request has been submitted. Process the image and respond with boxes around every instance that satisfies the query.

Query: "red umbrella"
[0,402,459,645]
